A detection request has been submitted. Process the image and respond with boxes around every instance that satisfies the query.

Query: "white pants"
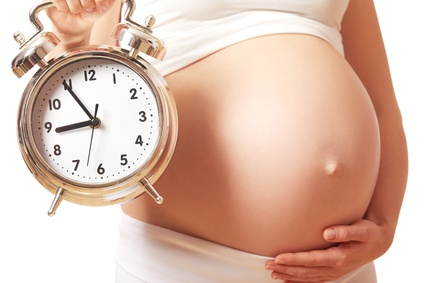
[115,214,377,283]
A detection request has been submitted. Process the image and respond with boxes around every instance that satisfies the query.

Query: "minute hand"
[63,80,93,119]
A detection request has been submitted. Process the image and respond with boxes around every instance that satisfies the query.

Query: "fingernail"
[97,4,107,14]
[274,258,285,265]
[272,273,283,280]
[265,263,274,270]
[324,228,336,240]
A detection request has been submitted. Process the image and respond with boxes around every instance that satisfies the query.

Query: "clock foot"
[140,178,163,204]
[47,187,65,217]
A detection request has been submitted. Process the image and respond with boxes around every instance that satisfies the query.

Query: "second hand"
[87,104,99,167]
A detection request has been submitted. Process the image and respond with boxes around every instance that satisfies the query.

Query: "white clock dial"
[31,57,161,185]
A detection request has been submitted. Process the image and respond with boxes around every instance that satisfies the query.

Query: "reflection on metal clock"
[12,0,178,215]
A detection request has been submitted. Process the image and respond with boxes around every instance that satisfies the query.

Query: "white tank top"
[129,0,349,75]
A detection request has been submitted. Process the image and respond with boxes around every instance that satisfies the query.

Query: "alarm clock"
[11,0,178,216]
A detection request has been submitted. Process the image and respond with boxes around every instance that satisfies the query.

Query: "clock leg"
[47,187,65,217]
[140,178,164,204]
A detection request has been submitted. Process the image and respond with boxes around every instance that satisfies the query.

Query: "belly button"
[324,159,340,177]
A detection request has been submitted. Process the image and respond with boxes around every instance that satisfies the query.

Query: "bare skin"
[46,0,408,282]
[122,33,380,256]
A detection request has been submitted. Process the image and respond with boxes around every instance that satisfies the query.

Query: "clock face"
[30,57,161,186]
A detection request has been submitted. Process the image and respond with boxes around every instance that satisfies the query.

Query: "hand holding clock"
[45,0,117,52]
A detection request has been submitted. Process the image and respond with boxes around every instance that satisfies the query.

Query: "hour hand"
[55,120,95,133]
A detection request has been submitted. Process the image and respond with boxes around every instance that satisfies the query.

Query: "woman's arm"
[265,1,408,281]
[343,0,408,235]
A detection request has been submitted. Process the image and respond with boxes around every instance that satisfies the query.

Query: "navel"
[324,158,341,177]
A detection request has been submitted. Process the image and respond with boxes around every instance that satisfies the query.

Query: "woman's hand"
[265,219,392,282]
[45,0,116,48]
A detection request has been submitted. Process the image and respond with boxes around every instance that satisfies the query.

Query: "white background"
[1,1,422,282]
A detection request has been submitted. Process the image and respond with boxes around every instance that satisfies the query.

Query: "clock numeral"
[120,154,128,166]
[113,73,117,84]
[48,99,61,111]
[135,135,144,146]
[72,159,80,171]
[53,144,62,156]
[139,111,147,122]
[84,69,97,81]
[44,122,53,133]
[97,163,105,175]
[63,79,72,90]
[130,88,138,100]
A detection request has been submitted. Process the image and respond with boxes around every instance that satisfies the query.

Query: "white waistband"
[115,214,376,283]
[115,214,275,282]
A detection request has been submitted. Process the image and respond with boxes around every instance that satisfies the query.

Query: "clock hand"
[62,80,94,119]
[87,104,99,166]
[55,119,96,133]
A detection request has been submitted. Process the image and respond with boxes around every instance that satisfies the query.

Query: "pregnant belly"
[122,35,381,256]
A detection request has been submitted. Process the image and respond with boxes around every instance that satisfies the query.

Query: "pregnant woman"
[46,0,408,282]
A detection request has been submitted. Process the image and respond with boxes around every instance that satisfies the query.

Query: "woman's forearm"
[364,113,408,246]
